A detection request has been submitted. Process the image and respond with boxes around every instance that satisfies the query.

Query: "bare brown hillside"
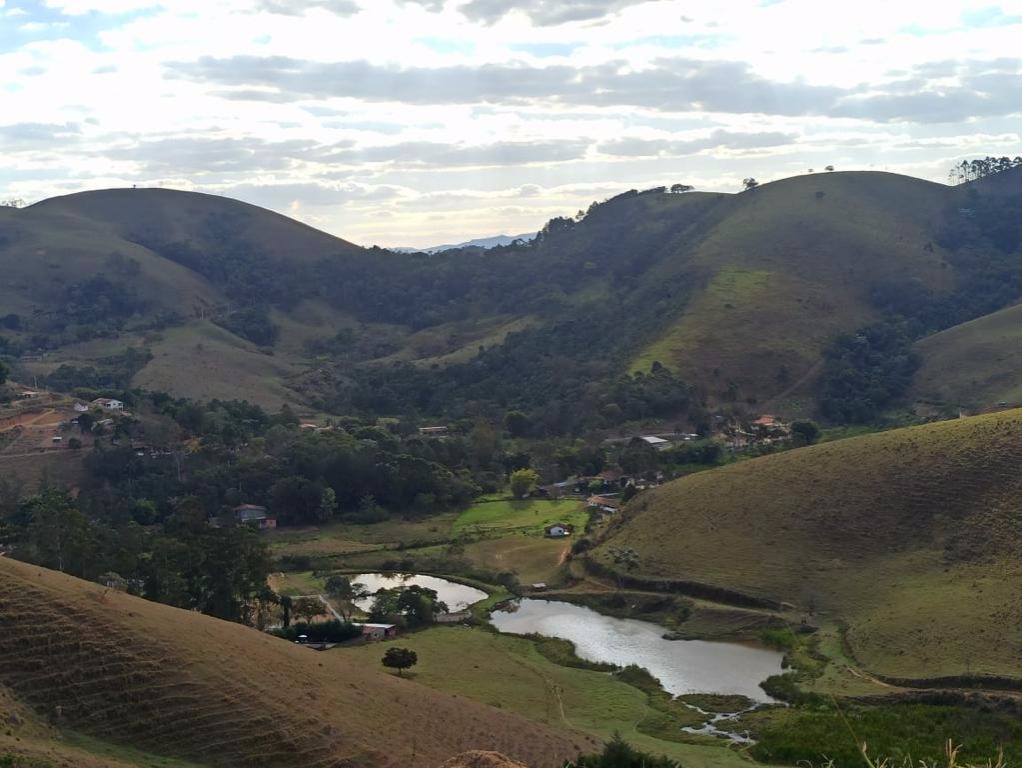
[0,558,596,768]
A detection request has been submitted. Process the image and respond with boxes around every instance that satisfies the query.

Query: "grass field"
[342,626,750,768]
[913,301,1022,411]
[453,500,587,537]
[271,501,587,587]
[595,408,1022,681]
[0,557,597,768]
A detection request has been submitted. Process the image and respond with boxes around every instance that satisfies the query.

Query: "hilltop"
[594,408,1022,680]
[1,169,1020,423]
[0,557,596,768]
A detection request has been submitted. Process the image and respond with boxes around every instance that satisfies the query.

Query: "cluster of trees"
[821,171,1022,423]
[567,735,680,768]
[948,156,1022,184]
[368,584,448,626]
[0,489,272,623]
[819,320,919,423]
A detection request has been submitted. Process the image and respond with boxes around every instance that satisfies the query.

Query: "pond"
[351,573,488,612]
[490,599,784,702]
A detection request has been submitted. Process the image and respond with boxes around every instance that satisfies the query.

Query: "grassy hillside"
[594,409,1022,679]
[632,172,956,402]
[913,301,1022,410]
[0,558,596,768]
[2,171,1016,418]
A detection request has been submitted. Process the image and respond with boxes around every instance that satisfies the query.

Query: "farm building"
[418,426,449,437]
[355,623,399,641]
[587,495,621,513]
[544,523,574,538]
[232,504,277,530]
[640,435,670,449]
[91,398,125,411]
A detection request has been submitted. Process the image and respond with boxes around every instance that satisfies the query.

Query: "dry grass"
[0,558,597,768]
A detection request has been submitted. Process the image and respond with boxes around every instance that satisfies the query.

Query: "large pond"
[490,599,783,702]
[352,573,488,612]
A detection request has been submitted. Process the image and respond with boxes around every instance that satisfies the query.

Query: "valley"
[3,165,1022,768]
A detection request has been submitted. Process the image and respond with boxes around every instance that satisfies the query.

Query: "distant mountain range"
[387,232,537,253]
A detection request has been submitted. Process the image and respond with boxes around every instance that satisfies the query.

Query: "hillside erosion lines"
[0,558,595,768]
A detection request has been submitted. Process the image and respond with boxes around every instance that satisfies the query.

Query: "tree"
[325,575,368,621]
[742,177,759,191]
[293,596,323,623]
[0,359,7,386]
[504,410,530,438]
[570,733,680,767]
[509,467,539,499]
[790,420,821,446]
[318,486,337,521]
[670,183,694,193]
[382,647,418,677]
[825,165,835,172]
[280,595,293,628]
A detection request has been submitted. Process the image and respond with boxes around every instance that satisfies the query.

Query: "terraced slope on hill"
[595,409,1022,679]
[0,558,596,768]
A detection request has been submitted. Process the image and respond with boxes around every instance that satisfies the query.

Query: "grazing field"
[595,408,1022,680]
[0,558,596,768]
[270,501,586,587]
[341,626,749,768]
[913,301,1022,411]
[463,537,571,585]
[453,500,587,537]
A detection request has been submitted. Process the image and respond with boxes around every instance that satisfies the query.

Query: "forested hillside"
[2,166,1022,429]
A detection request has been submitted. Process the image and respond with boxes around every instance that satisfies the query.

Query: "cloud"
[167,55,844,116]
[598,129,796,157]
[457,0,665,26]
[210,181,403,209]
[106,135,325,174]
[319,138,591,167]
[0,122,82,151]
[249,0,360,16]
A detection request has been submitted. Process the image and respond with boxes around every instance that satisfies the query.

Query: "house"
[73,402,89,413]
[233,504,277,530]
[92,398,125,412]
[418,426,449,437]
[544,523,574,538]
[587,495,621,513]
[640,436,670,450]
[355,623,399,641]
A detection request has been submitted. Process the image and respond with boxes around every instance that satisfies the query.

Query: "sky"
[2,0,1022,246]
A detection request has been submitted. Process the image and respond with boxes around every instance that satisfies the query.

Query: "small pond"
[490,599,783,702]
[352,573,488,612]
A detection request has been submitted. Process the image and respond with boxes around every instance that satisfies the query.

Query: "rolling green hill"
[0,557,596,768]
[594,408,1022,680]
[1,169,1019,420]
[912,301,1022,411]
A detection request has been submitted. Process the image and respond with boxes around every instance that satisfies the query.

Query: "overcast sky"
[2,0,1022,246]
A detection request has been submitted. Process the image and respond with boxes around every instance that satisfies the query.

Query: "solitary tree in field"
[382,647,418,677]
[509,467,540,499]
[742,177,759,191]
